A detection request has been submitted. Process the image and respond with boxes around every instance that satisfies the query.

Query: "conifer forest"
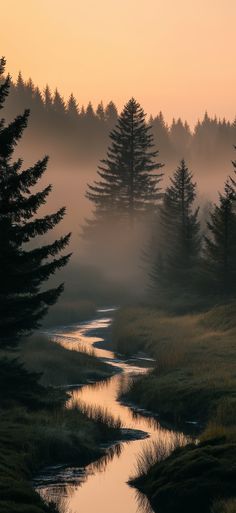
[1,3,236,513]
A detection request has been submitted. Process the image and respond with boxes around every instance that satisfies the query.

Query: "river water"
[36,308,188,513]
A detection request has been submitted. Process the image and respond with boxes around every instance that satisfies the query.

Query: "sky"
[1,0,236,126]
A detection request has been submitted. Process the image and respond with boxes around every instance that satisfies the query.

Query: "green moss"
[132,439,236,513]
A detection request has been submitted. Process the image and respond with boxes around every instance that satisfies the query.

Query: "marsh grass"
[0,398,122,513]
[117,304,236,513]
[38,492,72,513]
[19,334,114,386]
[68,399,122,431]
[132,432,190,480]
[114,304,236,423]
[211,499,236,513]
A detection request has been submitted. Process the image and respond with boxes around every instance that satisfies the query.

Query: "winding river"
[35,308,187,513]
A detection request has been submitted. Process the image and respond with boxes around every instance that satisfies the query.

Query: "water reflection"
[37,311,188,513]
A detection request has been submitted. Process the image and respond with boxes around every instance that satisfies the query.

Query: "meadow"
[112,304,236,512]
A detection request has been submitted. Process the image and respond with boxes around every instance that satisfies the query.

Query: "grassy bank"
[1,318,120,512]
[0,400,121,513]
[113,304,236,423]
[112,304,236,512]
[19,333,116,386]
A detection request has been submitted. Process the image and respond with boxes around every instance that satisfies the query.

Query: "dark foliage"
[203,164,236,296]
[148,160,201,301]
[85,97,163,235]
[132,438,236,513]
[0,58,71,347]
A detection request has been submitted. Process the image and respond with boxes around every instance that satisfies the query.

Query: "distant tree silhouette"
[0,58,71,348]
[105,101,118,125]
[85,102,96,121]
[53,88,66,115]
[170,118,191,156]
[149,160,201,300]
[2,68,236,181]
[204,167,236,296]
[151,111,172,161]
[85,97,163,235]
[96,102,105,121]
[67,93,79,119]
[44,84,53,112]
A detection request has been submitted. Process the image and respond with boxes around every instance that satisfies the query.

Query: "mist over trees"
[203,167,236,297]
[148,160,201,305]
[2,70,236,306]
[84,98,163,236]
[0,58,71,348]
[145,158,236,310]
[2,71,236,176]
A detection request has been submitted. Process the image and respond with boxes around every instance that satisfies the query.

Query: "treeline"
[3,72,236,168]
[85,98,236,311]
[146,158,236,310]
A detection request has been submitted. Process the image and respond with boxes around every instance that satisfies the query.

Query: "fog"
[4,79,236,316]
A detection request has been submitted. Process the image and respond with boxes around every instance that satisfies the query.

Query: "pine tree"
[96,102,105,122]
[53,88,66,115]
[0,58,71,348]
[67,93,79,119]
[204,170,236,296]
[105,101,118,125]
[85,97,163,233]
[149,160,200,299]
[44,84,53,112]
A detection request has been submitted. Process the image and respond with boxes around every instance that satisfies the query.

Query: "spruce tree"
[0,58,71,348]
[105,101,118,125]
[44,84,53,112]
[149,160,200,300]
[67,93,79,119]
[53,88,66,115]
[96,102,105,122]
[86,97,163,233]
[204,171,236,296]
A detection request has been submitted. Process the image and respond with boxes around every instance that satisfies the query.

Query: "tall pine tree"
[149,160,201,302]
[204,169,236,297]
[0,57,71,348]
[85,97,163,234]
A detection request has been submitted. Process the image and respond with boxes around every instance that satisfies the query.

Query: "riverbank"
[19,332,116,386]
[112,304,236,512]
[1,316,122,513]
[0,398,122,513]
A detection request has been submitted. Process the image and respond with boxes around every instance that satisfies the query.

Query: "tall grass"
[132,432,190,480]
[68,398,122,430]
[19,334,113,386]
[115,304,236,423]
[118,304,236,513]
[211,499,236,513]
[40,493,72,513]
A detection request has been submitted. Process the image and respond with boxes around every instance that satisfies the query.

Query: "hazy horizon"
[2,0,236,127]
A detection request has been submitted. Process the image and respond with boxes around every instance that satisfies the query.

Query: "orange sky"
[1,0,236,125]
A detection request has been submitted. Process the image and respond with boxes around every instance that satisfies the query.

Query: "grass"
[132,436,236,513]
[132,432,190,481]
[113,304,236,423]
[113,303,236,513]
[19,333,116,386]
[0,394,122,513]
[211,499,236,513]
[0,313,120,512]
[70,399,122,431]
